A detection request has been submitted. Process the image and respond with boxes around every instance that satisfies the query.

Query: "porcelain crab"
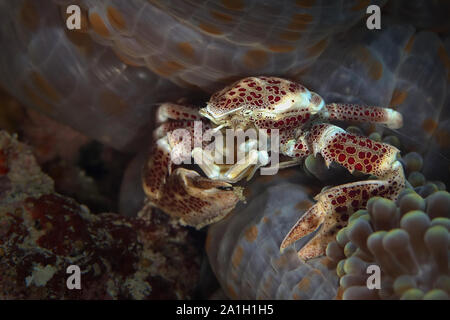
[142,76,406,260]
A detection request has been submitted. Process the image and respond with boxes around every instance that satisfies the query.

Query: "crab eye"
[242,110,252,116]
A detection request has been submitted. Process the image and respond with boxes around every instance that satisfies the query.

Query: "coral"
[0,87,126,212]
[4,102,132,213]
[326,190,449,299]
[0,130,200,299]
[18,108,114,211]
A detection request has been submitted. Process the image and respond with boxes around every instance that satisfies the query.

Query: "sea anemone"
[326,189,449,299]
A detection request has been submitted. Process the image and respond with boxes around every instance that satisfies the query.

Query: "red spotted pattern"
[143,144,172,197]
[208,76,309,114]
[252,111,311,140]
[308,124,397,176]
[323,180,400,225]
[159,103,200,121]
[325,103,391,123]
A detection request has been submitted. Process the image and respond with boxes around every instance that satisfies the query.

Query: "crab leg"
[154,120,194,139]
[280,124,405,260]
[322,103,403,129]
[153,119,199,164]
[156,102,201,122]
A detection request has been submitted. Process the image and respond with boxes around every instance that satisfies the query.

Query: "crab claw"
[280,203,327,257]
[144,166,242,229]
[169,168,243,228]
[280,160,405,261]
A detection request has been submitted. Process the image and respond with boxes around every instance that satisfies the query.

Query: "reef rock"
[0,130,200,299]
